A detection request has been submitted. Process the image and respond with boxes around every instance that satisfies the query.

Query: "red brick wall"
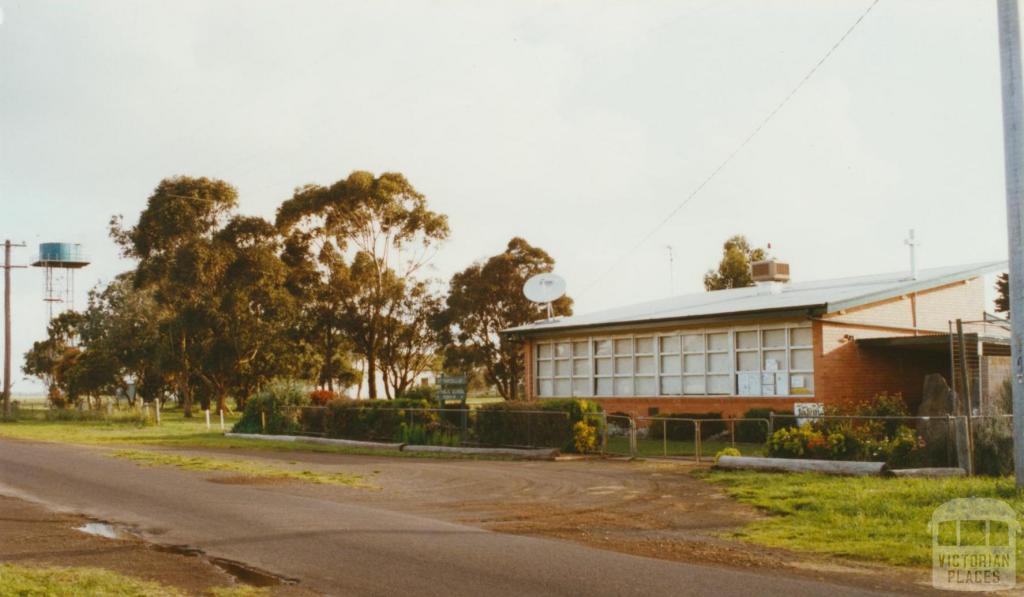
[593,396,803,419]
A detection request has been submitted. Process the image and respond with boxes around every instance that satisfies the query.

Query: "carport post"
[997,0,1024,488]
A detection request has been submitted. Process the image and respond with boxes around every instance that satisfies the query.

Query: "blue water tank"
[36,243,87,265]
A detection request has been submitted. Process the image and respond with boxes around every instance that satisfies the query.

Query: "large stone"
[916,373,958,467]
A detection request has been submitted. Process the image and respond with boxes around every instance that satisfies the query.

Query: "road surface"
[0,439,906,596]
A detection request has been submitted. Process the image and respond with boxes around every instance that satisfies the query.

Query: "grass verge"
[698,469,1024,568]
[0,410,511,460]
[0,563,182,596]
[112,449,368,487]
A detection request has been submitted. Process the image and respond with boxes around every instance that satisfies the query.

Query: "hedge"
[300,398,437,441]
[473,399,604,452]
[646,412,725,441]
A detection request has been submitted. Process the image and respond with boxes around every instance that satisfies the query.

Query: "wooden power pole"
[2,240,26,418]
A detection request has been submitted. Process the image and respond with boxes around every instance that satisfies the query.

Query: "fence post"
[219,409,225,431]
[629,417,637,458]
[260,410,266,433]
[768,412,775,436]
[729,418,736,447]
[662,419,668,457]
[205,409,211,430]
[460,408,467,445]
[695,420,702,464]
[601,413,608,454]
[155,400,161,425]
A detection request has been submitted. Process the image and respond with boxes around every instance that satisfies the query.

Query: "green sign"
[437,374,467,403]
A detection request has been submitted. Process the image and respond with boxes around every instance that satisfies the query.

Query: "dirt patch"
[0,495,313,596]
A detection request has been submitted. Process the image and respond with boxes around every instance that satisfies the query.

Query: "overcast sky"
[0,0,1011,393]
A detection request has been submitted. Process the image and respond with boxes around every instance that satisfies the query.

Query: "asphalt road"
[0,439,904,597]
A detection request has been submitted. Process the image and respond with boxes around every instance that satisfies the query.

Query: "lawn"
[605,435,764,458]
[0,563,267,596]
[0,408,511,459]
[698,469,1024,568]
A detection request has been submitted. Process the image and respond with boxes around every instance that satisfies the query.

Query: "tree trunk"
[181,335,193,418]
[217,393,227,414]
[367,355,378,399]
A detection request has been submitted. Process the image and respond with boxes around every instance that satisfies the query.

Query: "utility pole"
[2,240,27,418]
[996,0,1024,488]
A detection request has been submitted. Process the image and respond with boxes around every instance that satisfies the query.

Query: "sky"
[0,0,1012,394]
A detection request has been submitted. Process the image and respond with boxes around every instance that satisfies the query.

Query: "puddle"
[154,544,297,586]
[76,522,120,539]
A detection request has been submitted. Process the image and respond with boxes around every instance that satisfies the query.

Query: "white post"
[219,409,225,431]
[155,400,161,425]
[205,409,211,430]
[997,0,1024,488]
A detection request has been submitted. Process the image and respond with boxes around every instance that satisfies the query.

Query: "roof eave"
[501,305,827,339]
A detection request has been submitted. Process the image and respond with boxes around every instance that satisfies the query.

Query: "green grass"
[112,449,368,487]
[0,563,183,596]
[699,469,1024,568]
[0,409,510,460]
[606,436,764,458]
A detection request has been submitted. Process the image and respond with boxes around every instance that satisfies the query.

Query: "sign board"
[437,374,467,403]
[738,372,760,396]
[794,402,824,426]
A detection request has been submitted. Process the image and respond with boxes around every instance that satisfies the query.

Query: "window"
[535,324,814,399]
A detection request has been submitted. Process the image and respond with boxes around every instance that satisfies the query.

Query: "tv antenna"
[666,245,675,295]
[523,273,566,321]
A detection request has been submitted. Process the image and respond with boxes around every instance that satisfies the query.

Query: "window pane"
[682,334,704,353]
[790,373,814,395]
[573,358,590,376]
[636,356,655,375]
[595,378,613,396]
[538,360,553,377]
[572,378,591,396]
[572,341,589,356]
[635,337,654,354]
[555,342,571,358]
[635,376,656,395]
[791,348,813,370]
[555,360,571,377]
[736,330,758,350]
[660,355,681,375]
[660,376,682,395]
[683,376,706,394]
[763,349,786,371]
[659,336,680,354]
[762,329,786,348]
[537,343,552,359]
[790,327,812,346]
[595,358,612,376]
[614,377,633,396]
[614,339,633,355]
[594,339,612,356]
[538,379,553,397]
[708,352,729,373]
[554,379,571,396]
[707,332,728,351]
[614,357,633,375]
[737,351,759,371]
[708,374,731,394]
[683,354,705,373]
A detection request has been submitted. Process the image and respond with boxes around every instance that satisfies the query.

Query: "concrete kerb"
[224,432,560,459]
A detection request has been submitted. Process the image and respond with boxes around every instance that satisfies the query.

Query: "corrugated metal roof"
[503,260,1006,335]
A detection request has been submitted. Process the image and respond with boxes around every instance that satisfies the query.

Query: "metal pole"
[998,0,1024,488]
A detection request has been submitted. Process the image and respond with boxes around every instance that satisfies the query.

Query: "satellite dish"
[524,273,566,320]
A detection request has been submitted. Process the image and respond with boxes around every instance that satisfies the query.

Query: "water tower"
[31,243,89,319]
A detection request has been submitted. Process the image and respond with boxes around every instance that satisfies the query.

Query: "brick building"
[503,261,1008,419]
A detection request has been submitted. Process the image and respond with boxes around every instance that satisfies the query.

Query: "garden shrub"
[714,447,741,463]
[397,384,437,402]
[233,380,310,434]
[735,408,788,443]
[309,389,336,406]
[646,413,725,441]
[473,399,603,452]
[573,420,598,454]
[311,397,437,441]
[973,416,1014,476]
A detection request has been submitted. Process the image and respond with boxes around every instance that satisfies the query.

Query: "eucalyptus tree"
[111,176,239,416]
[702,235,769,291]
[276,171,449,398]
[437,237,572,400]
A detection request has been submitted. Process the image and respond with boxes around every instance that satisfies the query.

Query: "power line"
[579,0,882,296]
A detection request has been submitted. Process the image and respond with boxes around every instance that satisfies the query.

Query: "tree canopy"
[703,235,769,291]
